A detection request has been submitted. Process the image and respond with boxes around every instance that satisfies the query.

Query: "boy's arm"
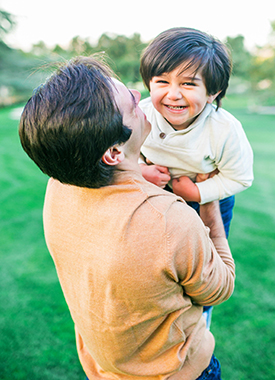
[197,120,253,204]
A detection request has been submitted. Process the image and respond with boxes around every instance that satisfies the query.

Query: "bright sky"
[1,0,275,51]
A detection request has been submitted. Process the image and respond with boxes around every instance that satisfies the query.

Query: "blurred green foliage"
[0,8,148,106]
[1,9,275,107]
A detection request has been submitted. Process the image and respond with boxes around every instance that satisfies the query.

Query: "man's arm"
[168,200,235,306]
[199,200,226,239]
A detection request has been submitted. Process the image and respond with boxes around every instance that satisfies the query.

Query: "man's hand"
[140,163,171,188]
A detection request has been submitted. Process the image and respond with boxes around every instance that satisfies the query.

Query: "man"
[19,56,235,380]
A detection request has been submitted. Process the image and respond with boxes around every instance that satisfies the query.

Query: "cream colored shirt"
[43,172,235,380]
[140,99,254,204]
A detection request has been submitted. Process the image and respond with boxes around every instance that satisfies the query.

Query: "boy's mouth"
[166,105,187,110]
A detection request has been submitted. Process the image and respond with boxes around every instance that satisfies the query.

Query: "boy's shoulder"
[208,104,241,128]
[139,96,152,111]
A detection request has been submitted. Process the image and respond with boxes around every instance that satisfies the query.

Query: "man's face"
[112,79,151,156]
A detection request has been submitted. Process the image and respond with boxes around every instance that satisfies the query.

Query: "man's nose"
[131,89,141,104]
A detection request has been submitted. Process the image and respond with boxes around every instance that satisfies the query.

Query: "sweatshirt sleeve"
[166,201,235,306]
[196,118,254,204]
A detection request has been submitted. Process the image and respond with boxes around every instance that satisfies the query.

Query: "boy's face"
[149,65,218,130]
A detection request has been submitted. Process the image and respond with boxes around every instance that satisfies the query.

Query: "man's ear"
[207,91,221,104]
[102,146,125,166]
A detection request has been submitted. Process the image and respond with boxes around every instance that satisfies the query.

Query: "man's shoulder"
[139,180,207,238]
[45,176,196,224]
[132,177,194,217]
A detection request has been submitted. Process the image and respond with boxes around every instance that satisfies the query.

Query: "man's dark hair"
[140,27,232,109]
[19,56,132,188]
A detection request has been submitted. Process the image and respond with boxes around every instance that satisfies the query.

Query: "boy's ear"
[207,91,221,104]
[102,146,125,166]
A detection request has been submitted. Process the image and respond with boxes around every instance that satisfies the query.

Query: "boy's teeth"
[168,105,184,109]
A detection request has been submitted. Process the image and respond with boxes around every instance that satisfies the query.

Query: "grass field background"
[0,95,275,379]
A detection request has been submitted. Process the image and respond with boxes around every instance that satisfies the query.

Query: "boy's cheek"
[150,97,161,110]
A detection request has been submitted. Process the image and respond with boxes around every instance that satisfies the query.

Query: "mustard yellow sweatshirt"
[43,171,235,380]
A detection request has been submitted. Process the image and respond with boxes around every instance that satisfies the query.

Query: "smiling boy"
[139,27,253,237]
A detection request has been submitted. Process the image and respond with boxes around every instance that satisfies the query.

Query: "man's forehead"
[111,77,121,86]
[112,78,135,111]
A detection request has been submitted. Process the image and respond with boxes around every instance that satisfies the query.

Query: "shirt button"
[159,132,166,139]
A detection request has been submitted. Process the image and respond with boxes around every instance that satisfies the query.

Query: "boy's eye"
[183,82,196,86]
[156,80,168,84]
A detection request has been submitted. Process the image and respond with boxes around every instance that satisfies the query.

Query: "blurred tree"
[52,44,67,56]
[248,20,275,104]
[0,10,15,39]
[1,8,275,107]
[225,35,253,79]
[96,33,127,58]
[0,9,59,105]
[0,10,23,104]
[30,40,50,56]
[69,36,87,55]
[92,32,146,84]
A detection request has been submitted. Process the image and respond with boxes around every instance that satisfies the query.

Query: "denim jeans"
[196,355,222,380]
[202,305,213,330]
[86,355,221,380]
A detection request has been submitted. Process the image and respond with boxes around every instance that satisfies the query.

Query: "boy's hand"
[140,163,171,188]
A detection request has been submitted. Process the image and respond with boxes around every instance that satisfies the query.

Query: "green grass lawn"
[212,98,275,379]
[1,96,275,379]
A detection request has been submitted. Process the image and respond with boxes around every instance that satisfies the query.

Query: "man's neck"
[115,155,142,174]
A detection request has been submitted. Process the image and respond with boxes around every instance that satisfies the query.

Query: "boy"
[139,27,253,328]
[139,27,253,238]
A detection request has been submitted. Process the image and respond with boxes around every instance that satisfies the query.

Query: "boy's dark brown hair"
[140,27,232,109]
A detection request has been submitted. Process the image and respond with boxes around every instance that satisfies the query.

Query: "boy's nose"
[167,85,182,101]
